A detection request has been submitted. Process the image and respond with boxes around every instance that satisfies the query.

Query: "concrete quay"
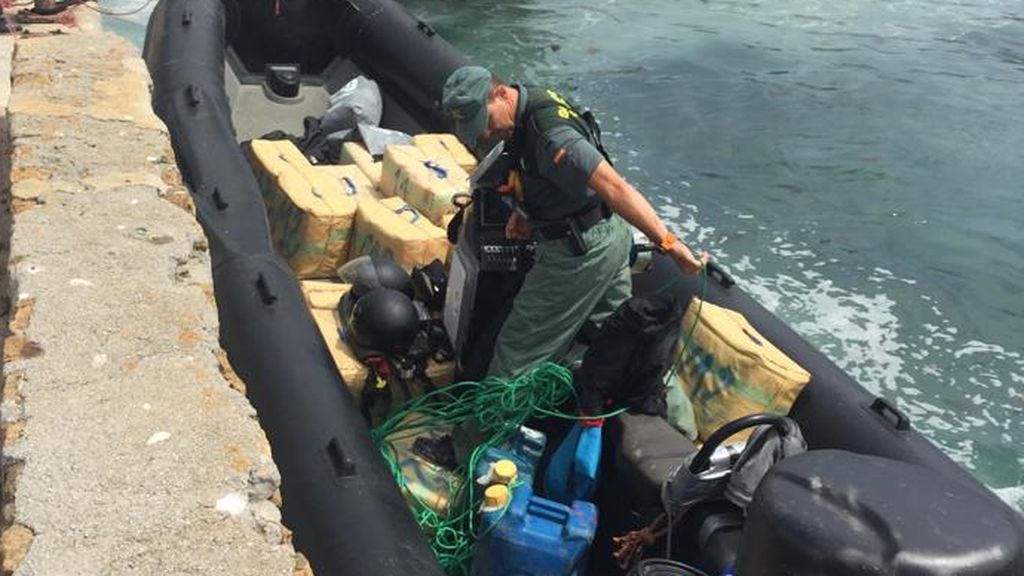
[0,10,301,575]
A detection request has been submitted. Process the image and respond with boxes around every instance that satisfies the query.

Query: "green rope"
[374,362,580,575]
[373,264,711,574]
[664,263,709,386]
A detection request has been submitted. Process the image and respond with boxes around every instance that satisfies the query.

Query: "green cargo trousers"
[488,215,633,378]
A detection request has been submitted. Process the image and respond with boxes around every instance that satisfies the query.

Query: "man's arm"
[531,126,707,274]
[587,160,706,274]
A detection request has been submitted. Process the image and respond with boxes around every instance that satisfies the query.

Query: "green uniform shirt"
[512,86,607,221]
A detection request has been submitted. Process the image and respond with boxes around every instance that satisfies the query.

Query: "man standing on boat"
[442,66,707,378]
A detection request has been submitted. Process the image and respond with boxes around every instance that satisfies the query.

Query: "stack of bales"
[249,134,476,277]
[246,133,479,413]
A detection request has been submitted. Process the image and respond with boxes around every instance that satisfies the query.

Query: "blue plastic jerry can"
[507,425,546,465]
[471,482,598,576]
[475,426,546,488]
[544,421,603,504]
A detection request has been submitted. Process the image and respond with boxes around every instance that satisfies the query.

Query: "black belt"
[534,202,611,241]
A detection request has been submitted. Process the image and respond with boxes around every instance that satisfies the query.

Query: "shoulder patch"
[552,147,567,165]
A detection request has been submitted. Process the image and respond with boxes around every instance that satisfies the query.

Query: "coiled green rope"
[374,362,624,574]
[373,265,709,574]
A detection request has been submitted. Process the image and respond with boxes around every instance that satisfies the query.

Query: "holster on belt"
[534,202,612,256]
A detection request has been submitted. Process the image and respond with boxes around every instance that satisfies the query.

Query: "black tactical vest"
[509,86,611,222]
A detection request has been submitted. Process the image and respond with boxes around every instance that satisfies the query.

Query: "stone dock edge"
[0,9,308,576]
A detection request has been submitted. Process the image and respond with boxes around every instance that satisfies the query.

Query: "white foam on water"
[654,195,707,244]
[955,340,1022,360]
[992,485,1024,511]
[741,245,908,396]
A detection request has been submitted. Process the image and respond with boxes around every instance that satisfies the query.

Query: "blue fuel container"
[471,483,598,576]
[507,426,546,466]
[474,426,546,487]
[544,422,602,504]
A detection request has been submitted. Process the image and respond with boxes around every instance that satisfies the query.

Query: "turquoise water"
[117,0,1023,510]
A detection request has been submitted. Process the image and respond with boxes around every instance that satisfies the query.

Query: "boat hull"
[145,1,444,574]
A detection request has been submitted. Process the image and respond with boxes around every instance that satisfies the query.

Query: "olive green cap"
[442,66,492,146]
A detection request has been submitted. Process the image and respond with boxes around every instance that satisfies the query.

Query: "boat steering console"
[444,142,537,379]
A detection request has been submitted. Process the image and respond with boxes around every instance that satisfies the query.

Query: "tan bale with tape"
[666,298,811,443]
[340,141,383,189]
[314,164,379,199]
[379,197,449,264]
[276,137,314,167]
[299,281,455,399]
[390,417,460,517]
[248,140,358,279]
[300,280,347,309]
[349,197,449,271]
[380,144,469,227]
[413,133,478,173]
[248,139,290,197]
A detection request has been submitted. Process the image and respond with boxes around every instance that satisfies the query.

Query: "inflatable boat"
[142,0,1024,574]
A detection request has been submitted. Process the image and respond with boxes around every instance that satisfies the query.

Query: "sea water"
[113,0,1023,511]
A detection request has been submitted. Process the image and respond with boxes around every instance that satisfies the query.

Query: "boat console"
[445,143,536,379]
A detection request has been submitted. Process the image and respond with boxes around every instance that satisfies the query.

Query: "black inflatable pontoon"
[143,0,1024,574]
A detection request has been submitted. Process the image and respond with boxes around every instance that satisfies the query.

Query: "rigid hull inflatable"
[143,0,1024,574]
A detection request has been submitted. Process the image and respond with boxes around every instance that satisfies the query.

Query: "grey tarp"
[321,75,412,155]
[724,419,806,508]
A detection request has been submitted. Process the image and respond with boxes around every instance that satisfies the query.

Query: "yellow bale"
[378,196,449,264]
[667,298,811,443]
[248,139,357,279]
[340,141,382,190]
[276,138,314,168]
[413,133,478,173]
[248,139,289,197]
[380,144,469,227]
[349,196,449,271]
[300,280,347,309]
[390,420,461,517]
[313,164,379,199]
[299,281,455,399]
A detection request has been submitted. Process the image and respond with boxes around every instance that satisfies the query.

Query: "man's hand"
[666,241,708,275]
[505,210,533,241]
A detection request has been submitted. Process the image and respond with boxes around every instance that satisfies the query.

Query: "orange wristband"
[659,232,678,252]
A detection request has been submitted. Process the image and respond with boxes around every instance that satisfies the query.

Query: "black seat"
[607,412,697,507]
[602,413,746,574]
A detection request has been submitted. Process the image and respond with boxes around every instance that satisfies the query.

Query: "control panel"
[479,244,535,272]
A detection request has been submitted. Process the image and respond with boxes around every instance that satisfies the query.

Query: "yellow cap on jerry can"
[483,484,510,510]
[492,459,519,485]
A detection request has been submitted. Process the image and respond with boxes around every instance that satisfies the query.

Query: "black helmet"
[337,255,414,322]
[342,287,420,357]
[338,255,414,299]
